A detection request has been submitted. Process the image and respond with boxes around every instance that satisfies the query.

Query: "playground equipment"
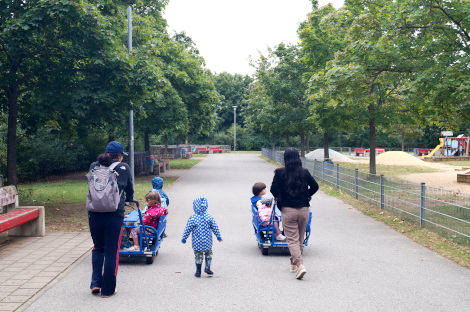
[423,131,469,158]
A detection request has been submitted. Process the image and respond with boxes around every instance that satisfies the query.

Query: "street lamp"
[233,106,237,152]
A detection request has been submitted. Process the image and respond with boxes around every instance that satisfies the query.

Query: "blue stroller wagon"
[120,200,166,264]
[252,200,312,255]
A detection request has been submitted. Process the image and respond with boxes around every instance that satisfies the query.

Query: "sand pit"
[306,149,355,163]
[376,151,426,166]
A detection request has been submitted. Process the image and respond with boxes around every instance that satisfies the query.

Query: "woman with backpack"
[270,148,319,280]
[87,141,134,298]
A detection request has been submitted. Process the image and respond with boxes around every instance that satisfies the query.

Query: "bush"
[17,127,90,181]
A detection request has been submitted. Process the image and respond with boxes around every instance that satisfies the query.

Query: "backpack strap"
[109,161,120,172]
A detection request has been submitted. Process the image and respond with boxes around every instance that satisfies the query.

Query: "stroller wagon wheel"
[146,255,154,264]
[261,247,269,256]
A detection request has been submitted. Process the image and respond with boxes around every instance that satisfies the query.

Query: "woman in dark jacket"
[270,148,319,279]
[88,141,134,297]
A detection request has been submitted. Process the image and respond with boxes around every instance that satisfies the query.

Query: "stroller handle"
[126,199,140,209]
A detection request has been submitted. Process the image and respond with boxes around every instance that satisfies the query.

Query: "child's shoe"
[204,264,213,275]
[195,264,202,278]
[276,234,286,241]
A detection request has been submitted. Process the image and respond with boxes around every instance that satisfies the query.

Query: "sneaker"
[289,266,298,273]
[276,234,286,241]
[296,267,307,279]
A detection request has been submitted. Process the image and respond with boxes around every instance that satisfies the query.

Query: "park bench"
[208,146,223,154]
[354,148,366,156]
[416,148,432,156]
[0,186,45,237]
[355,148,385,157]
[182,148,192,159]
[152,156,170,175]
[195,147,209,154]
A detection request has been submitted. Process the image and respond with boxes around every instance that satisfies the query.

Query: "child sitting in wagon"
[257,194,286,241]
[127,192,168,252]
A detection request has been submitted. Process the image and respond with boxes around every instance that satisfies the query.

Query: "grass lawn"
[17,158,200,232]
[320,183,470,269]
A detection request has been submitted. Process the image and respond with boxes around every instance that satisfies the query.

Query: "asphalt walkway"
[2,154,470,311]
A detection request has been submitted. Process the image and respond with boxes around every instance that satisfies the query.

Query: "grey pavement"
[7,153,470,311]
[0,233,92,311]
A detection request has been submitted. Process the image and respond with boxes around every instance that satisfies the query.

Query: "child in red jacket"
[127,192,168,252]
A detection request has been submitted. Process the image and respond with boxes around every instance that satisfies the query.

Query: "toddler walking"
[182,196,223,277]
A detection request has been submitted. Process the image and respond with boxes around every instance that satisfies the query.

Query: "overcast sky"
[164,0,344,76]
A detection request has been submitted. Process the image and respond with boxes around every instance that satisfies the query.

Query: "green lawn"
[16,157,201,231]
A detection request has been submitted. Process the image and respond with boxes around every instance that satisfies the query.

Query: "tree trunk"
[7,90,19,186]
[164,134,169,160]
[300,132,305,157]
[185,135,188,145]
[144,128,150,152]
[176,135,179,146]
[369,114,377,175]
[272,134,275,151]
[286,133,290,149]
[306,133,310,154]
[324,132,330,160]
[401,133,405,151]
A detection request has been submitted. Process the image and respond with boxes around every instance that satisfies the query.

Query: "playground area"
[307,149,470,194]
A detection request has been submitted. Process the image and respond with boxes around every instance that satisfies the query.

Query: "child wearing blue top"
[251,182,266,207]
[182,196,223,277]
[150,177,169,208]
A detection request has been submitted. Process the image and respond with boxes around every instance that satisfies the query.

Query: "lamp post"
[233,106,237,152]
[128,6,134,182]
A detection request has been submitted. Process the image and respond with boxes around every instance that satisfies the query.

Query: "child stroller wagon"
[251,200,312,255]
[120,200,166,264]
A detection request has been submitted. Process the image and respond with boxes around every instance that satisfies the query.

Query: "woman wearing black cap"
[88,141,134,297]
[270,147,319,280]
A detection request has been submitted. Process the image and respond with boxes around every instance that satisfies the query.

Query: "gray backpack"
[86,162,121,212]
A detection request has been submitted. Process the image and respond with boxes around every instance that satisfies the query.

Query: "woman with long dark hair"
[270,148,319,279]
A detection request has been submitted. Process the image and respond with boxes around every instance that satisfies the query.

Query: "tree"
[211,72,253,132]
[0,0,142,185]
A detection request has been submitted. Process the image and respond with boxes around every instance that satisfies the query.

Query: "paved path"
[15,154,470,311]
[0,233,92,311]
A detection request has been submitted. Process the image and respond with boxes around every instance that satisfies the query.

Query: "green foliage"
[17,127,90,182]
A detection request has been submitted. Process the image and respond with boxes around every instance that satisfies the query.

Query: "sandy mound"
[376,151,426,166]
[306,149,355,163]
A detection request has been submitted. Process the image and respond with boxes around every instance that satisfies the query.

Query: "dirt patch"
[45,202,89,232]
[353,152,470,193]
[399,169,470,193]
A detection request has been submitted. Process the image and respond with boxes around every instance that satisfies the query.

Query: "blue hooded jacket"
[150,177,169,208]
[181,196,222,251]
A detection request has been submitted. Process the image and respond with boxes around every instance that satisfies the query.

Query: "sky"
[164,0,344,76]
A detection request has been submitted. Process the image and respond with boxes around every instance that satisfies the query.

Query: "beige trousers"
[281,206,309,266]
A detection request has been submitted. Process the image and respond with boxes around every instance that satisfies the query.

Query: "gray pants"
[194,249,213,265]
[281,206,309,266]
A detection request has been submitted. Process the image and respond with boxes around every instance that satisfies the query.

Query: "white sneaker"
[276,234,286,241]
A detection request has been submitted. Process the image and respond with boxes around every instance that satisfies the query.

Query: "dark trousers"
[89,213,123,296]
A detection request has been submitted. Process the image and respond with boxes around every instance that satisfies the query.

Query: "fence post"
[420,183,426,228]
[336,164,340,189]
[380,175,384,209]
[322,161,325,183]
[355,169,358,199]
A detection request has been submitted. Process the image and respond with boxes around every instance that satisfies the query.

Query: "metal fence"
[262,148,470,247]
